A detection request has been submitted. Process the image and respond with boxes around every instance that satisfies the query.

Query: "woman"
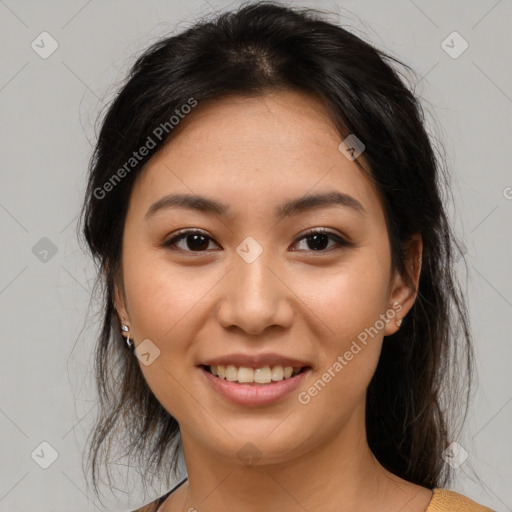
[79,2,495,511]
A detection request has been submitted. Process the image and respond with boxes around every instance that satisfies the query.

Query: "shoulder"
[130,477,188,512]
[426,488,495,512]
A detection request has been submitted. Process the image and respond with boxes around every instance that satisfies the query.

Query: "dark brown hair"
[78,0,473,499]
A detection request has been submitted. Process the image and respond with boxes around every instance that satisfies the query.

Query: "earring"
[125,334,134,350]
[396,318,403,327]
[121,324,134,350]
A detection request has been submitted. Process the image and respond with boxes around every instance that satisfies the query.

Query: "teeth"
[271,365,284,381]
[254,367,271,383]
[208,364,303,383]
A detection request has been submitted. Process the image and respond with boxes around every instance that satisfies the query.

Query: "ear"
[113,278,130,328]
[383,233,423,336]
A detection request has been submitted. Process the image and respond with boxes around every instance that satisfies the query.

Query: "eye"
[292,228,353,252]
[162,228,353,253]
[162,229,219,252]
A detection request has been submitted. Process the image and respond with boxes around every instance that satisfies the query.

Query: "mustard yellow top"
[131,486,495,512]
[425,488,495,511]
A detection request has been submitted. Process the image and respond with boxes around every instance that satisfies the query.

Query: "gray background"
[0,0,511,510]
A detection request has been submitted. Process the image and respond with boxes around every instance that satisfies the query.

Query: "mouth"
[198,362,312,406]
[199,364,311,385]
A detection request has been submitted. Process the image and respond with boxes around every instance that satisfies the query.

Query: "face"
[114,90,420,467]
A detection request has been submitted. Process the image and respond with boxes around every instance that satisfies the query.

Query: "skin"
[114,90,429,512]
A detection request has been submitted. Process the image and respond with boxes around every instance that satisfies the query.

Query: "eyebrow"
[144,191,366,220]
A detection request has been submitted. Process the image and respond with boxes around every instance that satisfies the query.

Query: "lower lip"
[199,366,311,406]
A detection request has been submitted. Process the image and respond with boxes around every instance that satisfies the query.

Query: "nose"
[215,248,294,336]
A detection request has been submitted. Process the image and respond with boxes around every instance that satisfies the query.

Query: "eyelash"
[162,228,353,254]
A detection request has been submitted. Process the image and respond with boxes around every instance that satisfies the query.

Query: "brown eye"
[163,230,218,252]
[292,229,353,252]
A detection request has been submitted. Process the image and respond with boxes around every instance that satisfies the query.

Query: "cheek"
[121,252,214,421]
[123,248,217,342]
[295,252,390,396]
[297,251,391,342]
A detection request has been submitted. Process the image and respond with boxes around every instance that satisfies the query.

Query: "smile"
[199,364,312,406]
[204,364,306,384]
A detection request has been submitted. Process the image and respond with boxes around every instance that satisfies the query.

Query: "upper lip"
[200,353,312,369]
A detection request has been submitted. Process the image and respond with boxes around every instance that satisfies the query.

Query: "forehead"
[154,91,345,168]
[130,91,385,222]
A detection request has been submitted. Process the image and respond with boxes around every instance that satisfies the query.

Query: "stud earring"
[396,318,403,327]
